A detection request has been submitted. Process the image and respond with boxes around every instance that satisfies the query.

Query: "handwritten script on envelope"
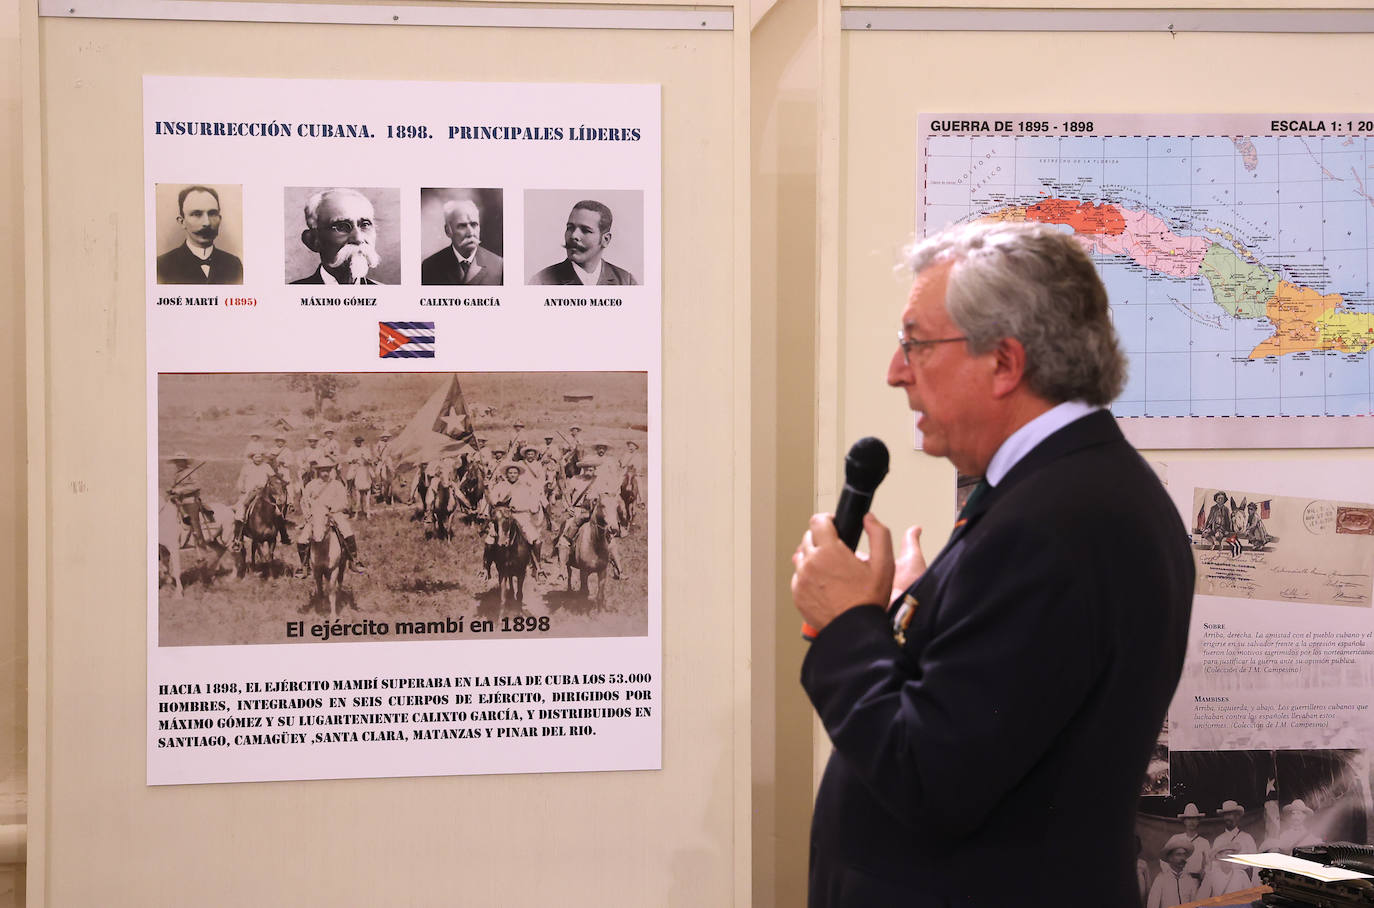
[1191,487,1374,608]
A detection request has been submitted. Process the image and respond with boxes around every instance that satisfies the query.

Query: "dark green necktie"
[959,478,990,520]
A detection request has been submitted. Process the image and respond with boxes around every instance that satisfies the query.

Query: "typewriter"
[1260,844,1374,907]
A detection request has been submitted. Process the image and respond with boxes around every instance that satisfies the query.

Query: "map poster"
[145,76,662,785]
[1134,459,1374,882]
[918,115,1374,449]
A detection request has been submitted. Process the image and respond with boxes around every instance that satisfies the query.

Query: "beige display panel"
[28,10,749,907]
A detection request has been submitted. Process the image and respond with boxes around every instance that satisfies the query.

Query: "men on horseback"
[618,440,640,476]
[295,432,322,500]
[488,462,548,575]
[166,451,208,548]
[297,457,367,576]
[320,427,341,463]
[467,436,491,478]
[506,419,531,462]
[243,431,266,463]
[540,435,560,463]
[551,461,624,579]
[564,424,584,473]
[520,446,549,496]
[232,450,284,549]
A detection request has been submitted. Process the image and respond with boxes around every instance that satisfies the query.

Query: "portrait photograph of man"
[283,186,401,285]
[419,188,504,286]
[525,189,643,287]
[154,183,244,285]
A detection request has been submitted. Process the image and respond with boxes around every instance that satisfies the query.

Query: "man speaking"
[791,222,1194,906]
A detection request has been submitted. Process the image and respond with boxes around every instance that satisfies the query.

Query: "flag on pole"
[379,321,436,358]
[388,374,473,476]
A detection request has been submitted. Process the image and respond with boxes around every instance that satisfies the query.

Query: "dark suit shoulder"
[602,261,639,286]
[420,248,458,285]
[530,261,574,285]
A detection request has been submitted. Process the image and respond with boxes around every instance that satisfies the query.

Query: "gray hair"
[303,188,371,230]
[441,198,479,222]
[906,221,1126,406]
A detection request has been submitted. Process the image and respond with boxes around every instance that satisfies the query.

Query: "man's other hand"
[791,512,894,634]
[892,525,927,601]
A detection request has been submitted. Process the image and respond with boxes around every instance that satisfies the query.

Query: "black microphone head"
[844,437,889,493]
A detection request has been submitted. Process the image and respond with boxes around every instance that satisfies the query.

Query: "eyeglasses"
[324,218,374,236]
[897,331,968,365]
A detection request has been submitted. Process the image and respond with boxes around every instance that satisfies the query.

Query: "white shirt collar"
[185,241,214,261]
[985,400,1099,487]
[451,246,475,267]
[571,259,602,286]
[315,265,365,285]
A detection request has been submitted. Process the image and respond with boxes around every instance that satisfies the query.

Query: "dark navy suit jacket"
[802,410,1194,907]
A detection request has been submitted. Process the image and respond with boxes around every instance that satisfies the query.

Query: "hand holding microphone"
[792,437,892,640]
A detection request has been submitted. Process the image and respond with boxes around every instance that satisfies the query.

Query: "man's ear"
[600,231,612,249]
[301,228,318,252]
[989,336,1028,399]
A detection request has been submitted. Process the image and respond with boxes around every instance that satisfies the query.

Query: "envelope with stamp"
[1190,488,1374,607]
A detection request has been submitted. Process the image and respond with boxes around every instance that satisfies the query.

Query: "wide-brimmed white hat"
[1160,833,1195,858]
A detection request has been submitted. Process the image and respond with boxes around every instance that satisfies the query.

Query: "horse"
[237,475,290,579]
[159,495,229,595]
[619,469,639,529]
[457,460,487,521]
[309,523,349,620]
[568,492,622,608]
[489,505,534,605]
[158,502,186,597]
[427,481,455,541]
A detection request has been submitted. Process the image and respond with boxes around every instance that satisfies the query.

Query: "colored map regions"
[991,198,1374,360]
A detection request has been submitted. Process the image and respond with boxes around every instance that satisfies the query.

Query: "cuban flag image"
[379,321,435,358]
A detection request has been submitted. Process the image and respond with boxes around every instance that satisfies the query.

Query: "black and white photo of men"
[284,187,402,285]
[154,184,244,285]
[526,190,643,286]
[420,188,504,286]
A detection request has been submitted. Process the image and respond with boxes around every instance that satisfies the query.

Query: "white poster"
[1134,459,1374,884]
[918,115,1374,449]
[145,76,662,785]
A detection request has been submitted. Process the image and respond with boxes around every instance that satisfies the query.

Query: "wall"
[750,0,818,904]
[2,0,28,903]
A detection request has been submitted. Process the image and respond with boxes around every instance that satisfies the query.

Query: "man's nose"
[886,346,912,388]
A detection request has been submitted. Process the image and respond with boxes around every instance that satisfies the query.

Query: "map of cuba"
[922,127,1374,420]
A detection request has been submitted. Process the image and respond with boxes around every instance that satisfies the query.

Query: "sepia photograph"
[525,189,644,287]
[283,186,402,285]
[1134,748,1373,904]
[153,183,245,285]
[156,371,649,645]
[419,187,504,286]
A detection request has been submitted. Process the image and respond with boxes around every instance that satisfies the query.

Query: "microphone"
[802,436,890,641]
